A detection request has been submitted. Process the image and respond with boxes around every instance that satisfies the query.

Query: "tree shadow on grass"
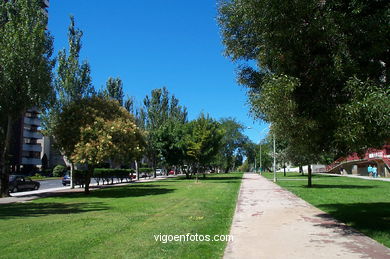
[66,185,175,199]
[315,202,390,238]
[0,202,109,219]
[179,176,242,182]
[306,184,377,189]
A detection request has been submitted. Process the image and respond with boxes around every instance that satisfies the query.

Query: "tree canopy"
[218,0,389,161]
[0,0,54,196]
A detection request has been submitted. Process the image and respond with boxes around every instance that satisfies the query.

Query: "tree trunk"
[70,162,75,189]
[0,115,14,197]
[308,164,312,188]
[283,163,286,177]
[135,160,139,181]
[84,166,93,194]
[299,165,303,175]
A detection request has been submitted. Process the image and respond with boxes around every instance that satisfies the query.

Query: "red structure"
[326,145,390,177]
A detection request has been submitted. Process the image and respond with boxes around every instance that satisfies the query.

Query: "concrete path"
[224,173,390,259]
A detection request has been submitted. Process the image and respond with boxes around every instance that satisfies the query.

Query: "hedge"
[93,168,136,185]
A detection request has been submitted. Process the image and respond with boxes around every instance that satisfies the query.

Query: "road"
[16,175,169,194]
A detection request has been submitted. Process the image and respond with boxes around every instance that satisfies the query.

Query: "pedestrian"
[372,165,378,178]
[368,164,373,177]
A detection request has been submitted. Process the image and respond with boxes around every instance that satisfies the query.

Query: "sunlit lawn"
[262,172,390,247]
[0,173,243,259]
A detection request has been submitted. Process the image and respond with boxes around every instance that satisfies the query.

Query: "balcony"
[22,144,42,152]
[24,117,41,126]
[21,157,41,165]
[23,130,43,139]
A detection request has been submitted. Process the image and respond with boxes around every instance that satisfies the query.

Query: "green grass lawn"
[0,173,242,259]
[262,172,390,247]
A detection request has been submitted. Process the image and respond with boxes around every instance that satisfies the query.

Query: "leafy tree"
[218,118,247,173]
[71,116,144,194]
[105,77,124,105]
[53,16,94,108]
[185,114,223,181]
[52,96,144,193]
[0,0,54,197]
[43,16,94,187]
[139,87,187,177]
[219,0,389,186]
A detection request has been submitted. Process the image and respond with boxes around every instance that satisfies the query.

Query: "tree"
[105,77,124,105]
[139,87,188,177]
[53,16,94,108]
[71,116,144,194]
[218,0,389,186]
[0,0,54,197]
[53,96,144,193]
[185,114,223,181]
[43,15,94,187]
[218,118,247,173]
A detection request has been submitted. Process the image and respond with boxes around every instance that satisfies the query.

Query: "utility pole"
[259,143,262,175]
[273,134,277,182]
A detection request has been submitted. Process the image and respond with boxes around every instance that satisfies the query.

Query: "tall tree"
[43,16,94,187]
[105,77,124,105]
[0,0,54,197]
[185,114,223,181]
[218,118,247,173]
[140,87,187,177]
[218,0,389,185]
[54,16,94,108]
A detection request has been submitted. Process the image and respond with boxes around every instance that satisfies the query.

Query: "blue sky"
[48,0,269,142]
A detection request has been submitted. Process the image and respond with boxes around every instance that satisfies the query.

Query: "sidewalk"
[224,173,390,259]
[0,175,177,204]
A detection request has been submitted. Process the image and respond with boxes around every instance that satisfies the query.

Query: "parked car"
[62,175,71,186]
[169,170,175,175]
[155,169,163,176]
[9,175,40,193]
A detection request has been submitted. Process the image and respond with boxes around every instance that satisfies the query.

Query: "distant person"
[368,164,373,177]
[372,165,378,178]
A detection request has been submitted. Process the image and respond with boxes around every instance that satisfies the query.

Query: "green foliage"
[139,168,153,173]
[185,114,223,170]
[139,87,188,170]
[52,165,67,177]
[217,118,248,172]
[104,77,124,105]
[218,0,389,160]
[0,0,54,196]
[52,96,142,161]
[335,78,390,154]
[93,168,134,184]
[42,16,94,133]
[0,0,54,117]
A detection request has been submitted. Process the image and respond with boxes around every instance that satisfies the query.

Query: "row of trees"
[0,1,252,196]
[218,0,389,186]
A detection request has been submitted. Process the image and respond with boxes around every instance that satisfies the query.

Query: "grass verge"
[0,173,242,259]
[262,172,390,247]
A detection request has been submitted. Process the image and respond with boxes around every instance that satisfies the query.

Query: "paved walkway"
[0,175,178,204]
[224,173,390,259]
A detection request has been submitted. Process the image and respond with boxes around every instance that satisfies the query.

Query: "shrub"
[53,165,67,177]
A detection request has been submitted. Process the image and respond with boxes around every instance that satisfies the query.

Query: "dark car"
[62,175,71,186]
[9,175,40,193]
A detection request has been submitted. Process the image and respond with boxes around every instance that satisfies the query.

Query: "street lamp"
[248,126,269,175]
